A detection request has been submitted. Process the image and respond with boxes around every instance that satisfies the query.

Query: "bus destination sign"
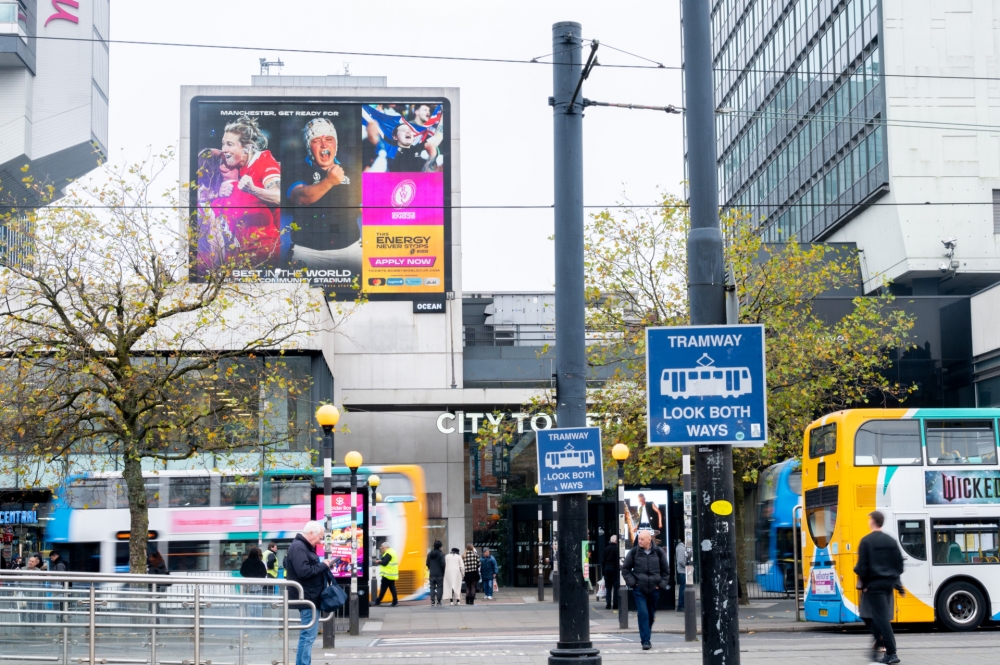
[646,324,767,447]
[536,426,605,496]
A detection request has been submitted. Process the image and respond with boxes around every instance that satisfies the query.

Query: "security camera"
[939,262,950,273]
[942,237,958,249]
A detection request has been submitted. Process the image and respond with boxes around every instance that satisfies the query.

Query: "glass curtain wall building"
[711,0,887,241]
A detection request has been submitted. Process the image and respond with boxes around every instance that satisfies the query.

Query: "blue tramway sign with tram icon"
[536,427,605,495]
[646,324,767,447]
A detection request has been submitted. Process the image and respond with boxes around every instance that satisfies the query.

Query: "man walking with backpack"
[855,511,905,664]
[622,530,670,651]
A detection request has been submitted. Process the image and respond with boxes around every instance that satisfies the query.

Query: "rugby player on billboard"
[197,115,281,269]
[285,117,362,274]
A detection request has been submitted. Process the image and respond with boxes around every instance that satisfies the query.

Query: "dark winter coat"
[602,543,620,574]
[240,556,268,579]
[48,555,67,572]
[622,544,670,594]
[480,554,498,580]
[426,548,446,578]
[284,534,329,606]
[854,531,904,593]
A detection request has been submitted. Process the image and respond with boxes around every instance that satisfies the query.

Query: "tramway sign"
[646,324,767,447]
[536,426,605,495]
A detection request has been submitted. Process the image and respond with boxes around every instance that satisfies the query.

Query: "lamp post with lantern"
[345,451,363,636]
[612,443,630,630]
[315,404,340,648]
[368,475,381,609]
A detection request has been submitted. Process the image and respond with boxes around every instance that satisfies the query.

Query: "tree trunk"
[122,452,149,574]
[733,453,750,605]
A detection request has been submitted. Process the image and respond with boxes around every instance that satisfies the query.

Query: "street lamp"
[345,450,363,636]
[315,404,340,648]
[534,483,544,601]
[367,475,381,609]
[612,443,630,630]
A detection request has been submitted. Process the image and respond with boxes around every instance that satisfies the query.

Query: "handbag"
[320,571,348,612]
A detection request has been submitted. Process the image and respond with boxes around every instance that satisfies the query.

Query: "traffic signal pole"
[681,0,741,663]
[550,20,600,665]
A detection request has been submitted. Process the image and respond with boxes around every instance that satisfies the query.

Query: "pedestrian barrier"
[0,569,328,665]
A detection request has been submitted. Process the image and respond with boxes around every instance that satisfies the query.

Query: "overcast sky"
[108,0,684,293]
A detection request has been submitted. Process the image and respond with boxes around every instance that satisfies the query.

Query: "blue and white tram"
[660,366,752,399]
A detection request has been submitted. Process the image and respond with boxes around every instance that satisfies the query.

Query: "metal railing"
[463,324,615,347]
[0,569,324,665]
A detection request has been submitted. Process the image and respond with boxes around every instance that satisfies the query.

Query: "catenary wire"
[0,202,995,211]
[25,35,661,70]
[29,34,1000,85]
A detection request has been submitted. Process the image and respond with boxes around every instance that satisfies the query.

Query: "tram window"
[701,371,711,379]
[688,371,698,380]
[931,519,1000,565]
[168,540,210,571]
[897,520,926,561]
[855,420,922,466]
[713,371,723,379]
[926,420,997,465]
[788,470,802,496]
[67,479,109,510]
[220,477,259,506]
[168,478,212,507]
[809,423,837,458]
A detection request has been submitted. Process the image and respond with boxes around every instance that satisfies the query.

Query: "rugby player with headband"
[285,117,362,274]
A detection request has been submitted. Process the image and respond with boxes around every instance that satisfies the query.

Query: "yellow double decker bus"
[802,408,1000,631]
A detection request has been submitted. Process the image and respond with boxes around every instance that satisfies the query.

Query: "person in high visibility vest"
[374,542,399,606]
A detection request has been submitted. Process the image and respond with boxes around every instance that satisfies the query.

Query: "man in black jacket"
[622,530,670,650]
[854,511,904,665]
[426,541,446,606]
[601,535,621,610]
[285,521,334,665]
[48,551,68,572]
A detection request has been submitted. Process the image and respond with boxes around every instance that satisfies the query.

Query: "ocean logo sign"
[660,353,752,399]
[543,443,596,470]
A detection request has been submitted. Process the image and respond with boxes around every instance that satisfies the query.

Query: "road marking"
[370,633,629,647]
[361,621,382,632]
[522,596,539,603]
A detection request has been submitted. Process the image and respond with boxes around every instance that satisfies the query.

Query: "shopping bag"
[493,580,499,594]
[596,579,606,600]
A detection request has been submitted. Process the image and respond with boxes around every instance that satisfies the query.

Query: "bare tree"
[0,150,353,572]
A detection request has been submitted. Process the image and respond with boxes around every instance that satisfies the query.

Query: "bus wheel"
[937,582,986,632]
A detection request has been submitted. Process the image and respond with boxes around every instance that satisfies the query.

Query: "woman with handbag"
[462,544,480,605]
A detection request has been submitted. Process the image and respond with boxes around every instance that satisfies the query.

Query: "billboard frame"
[188,94,453,302]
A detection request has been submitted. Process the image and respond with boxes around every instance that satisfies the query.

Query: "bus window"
[169,478,212,507]
[220,477,260,506]
[932,519,1000,564]
[804,486,838,549]
[269,477,313,506]
[926,420,997,465]
[808,423,837,458]
[898,520,926,561]
[111,478,163,509]
[855,420,922,466]
[67,479,109,510]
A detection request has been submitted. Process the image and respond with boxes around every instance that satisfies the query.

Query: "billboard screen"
[190,97,450,301]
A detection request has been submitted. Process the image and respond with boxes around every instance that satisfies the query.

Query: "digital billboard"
[189,97,450,301]
[312,491,366,580]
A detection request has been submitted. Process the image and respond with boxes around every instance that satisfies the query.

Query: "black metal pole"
[616,461,627,629]
[538,495,545,601]
[321,427,335,648]
[550,19,599,665]
[349,468,359,635]
[552,498,560,603]
[682,447,697,642]
[370,488,378,606]
[682,1,739,659]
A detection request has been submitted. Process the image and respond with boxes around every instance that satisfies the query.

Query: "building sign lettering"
[0,510,38,525]
[45,0,80,26]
